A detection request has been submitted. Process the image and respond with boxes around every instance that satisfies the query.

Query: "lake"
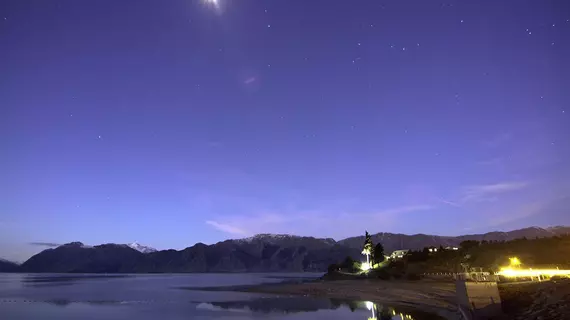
[0,273,441,319]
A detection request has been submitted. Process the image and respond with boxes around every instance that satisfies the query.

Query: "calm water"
[0,273,440,320]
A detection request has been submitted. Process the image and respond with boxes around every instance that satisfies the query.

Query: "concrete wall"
[456,281,503,318]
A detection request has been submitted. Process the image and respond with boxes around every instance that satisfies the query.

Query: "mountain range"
[2,226,569,273]
[0,258,20,272]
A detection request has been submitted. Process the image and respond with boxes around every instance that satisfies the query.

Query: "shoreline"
[181,279,459,319]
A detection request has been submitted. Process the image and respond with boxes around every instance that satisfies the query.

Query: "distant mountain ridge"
[0,258,20,272]
[17,234,356,273]
[338,226,570,253]
[3,226,569,273]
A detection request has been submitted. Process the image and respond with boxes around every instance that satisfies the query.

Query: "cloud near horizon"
[28,242,61,248]
[205,204,434,239]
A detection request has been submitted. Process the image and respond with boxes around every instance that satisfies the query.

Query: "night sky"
[1,0,569,262]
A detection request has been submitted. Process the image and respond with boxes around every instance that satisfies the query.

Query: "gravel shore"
[235,279,458,319]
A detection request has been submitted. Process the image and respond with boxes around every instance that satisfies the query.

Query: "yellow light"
[361,262,371,271]
[497,267,570,278]
[365,301,374,310]
[509,257,521,267]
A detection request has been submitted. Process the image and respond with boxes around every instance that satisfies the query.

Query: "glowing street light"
[509,257,521,268]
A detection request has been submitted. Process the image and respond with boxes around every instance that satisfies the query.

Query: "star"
[267,24,271,28]
[460,19,464,23]
[402,47,406,51]
[98,135,102,139]
[357,42,361,46]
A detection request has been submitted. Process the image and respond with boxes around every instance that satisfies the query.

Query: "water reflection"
[364,301,416,320]
[201,297,442,319]
[21,274,130,287]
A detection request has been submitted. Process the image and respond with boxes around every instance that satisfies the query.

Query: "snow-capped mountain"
[127,242,157,253]
[239,233,298,243]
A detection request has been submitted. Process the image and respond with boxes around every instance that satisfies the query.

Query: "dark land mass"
[18,236,359,273]
[2,226,568,273]
[0,259,19,272]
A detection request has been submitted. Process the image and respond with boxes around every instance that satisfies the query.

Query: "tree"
[361,231,374,265]
[340,256,360,273]
[373,243,385,264]
[327,263,339,273]
[459,240,480,251]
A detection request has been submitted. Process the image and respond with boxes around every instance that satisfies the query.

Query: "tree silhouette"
[373,243,385,264]
[362,231,373,265]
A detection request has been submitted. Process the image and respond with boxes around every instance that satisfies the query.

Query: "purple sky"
[1,0,569,262]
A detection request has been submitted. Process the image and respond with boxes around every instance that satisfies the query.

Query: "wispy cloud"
[461,182,528,203]
[487,202,543,227]
[244,77,256,84]
[205,221,247,235]
[436,198,462,207]
[484,132,513,148]
[29,242,61,248]
[373,205,433,216]
[476,157,504,166]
